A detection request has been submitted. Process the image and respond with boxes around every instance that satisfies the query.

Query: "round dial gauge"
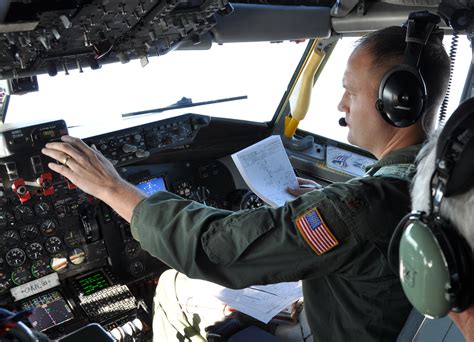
[240,192,264,210]
[20,224,39,241]
[54,204,67,219]
[6,248,26,267]
[11,266,33,285]
[0,210,15,227]
[45,236,62,254]
[40,218,58,236]
[0,279,11,294]
[129,260,145,277]
[1,230,20,247]
[26,242,44,260]
[14,205,34,220]
[31,259,53,278]
[175,181,194,199]
[63,230,82,247]
[69,248,86,265]
[50,254,68,272]
[125,240,141,258]
[34,201,51,216]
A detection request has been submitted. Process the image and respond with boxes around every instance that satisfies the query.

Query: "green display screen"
[75,270,110,296]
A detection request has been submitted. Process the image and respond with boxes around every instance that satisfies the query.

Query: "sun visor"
[211,4,331,43]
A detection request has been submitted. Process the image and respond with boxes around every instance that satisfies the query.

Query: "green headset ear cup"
[399,219,452,318]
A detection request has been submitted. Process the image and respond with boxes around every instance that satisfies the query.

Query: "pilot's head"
[338,25,450,158]
[397,97,474,338]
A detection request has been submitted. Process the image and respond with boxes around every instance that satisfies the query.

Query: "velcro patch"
[295,208,339,255]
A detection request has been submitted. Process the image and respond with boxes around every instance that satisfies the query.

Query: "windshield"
[298,35,472,144]
[6,41,307,137]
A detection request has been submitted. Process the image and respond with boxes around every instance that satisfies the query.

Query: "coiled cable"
[439,31,459,125]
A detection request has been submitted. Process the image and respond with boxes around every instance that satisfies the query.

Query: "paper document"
[232,135,298,207]
[191,279,303,324]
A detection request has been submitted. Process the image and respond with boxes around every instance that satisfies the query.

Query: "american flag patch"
[295,208,339,255]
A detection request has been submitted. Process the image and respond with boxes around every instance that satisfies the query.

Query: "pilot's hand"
[42,135,145,222]
[287,177,322,197]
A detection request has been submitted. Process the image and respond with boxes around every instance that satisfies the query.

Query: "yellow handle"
[284,47,325,138]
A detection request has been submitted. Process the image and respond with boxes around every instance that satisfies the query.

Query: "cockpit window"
[298,35,472,144]
[6,41,307,134]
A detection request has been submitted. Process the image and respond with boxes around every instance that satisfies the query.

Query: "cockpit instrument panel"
[0,115,264,339]
[0,0,231,81]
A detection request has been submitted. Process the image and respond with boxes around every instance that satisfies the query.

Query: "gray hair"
[411,132,474,250]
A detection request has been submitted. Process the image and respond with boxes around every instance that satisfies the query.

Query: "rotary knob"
[135,149,150,158]
[122,144,138,153]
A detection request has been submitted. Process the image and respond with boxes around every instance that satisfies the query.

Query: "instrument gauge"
[20,224,39,241]
[63,230,82,247]
[45,236,63,254]
[0,279,11,294]
[125,240,141,258]
[26,242,44,260]
[34,201,51,216]
[11,266,33,285]
[69,248,86,265]
[54,204,67,219]
[31,259,53,278]
[6,248,26,267]
[14,205,34,220]
[40,218,58,236]
[1,230,20,247]
[129,261,145,277]
[175,180,194,199]
[50,254,68,272]
[240,192,264,210]
[0,210,15,227]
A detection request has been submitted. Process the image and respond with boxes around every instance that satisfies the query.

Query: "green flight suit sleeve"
[130,180,372,289]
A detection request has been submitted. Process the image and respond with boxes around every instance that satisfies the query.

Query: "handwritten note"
[232,135,298,207]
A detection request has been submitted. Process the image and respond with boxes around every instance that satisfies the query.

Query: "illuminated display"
[75,270,111,296]
[21,290,74,331]
[41,129,57,138]
[136,177,167,196]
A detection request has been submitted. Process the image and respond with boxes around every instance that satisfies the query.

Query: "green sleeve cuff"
[130,196,149,242]
[130,191,184,242]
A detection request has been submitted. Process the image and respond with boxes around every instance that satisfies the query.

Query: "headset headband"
[402,12,440,67]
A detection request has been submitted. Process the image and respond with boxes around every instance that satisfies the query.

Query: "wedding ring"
[62,155,71,167]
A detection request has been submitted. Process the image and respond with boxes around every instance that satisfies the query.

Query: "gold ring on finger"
[62,155,71,167]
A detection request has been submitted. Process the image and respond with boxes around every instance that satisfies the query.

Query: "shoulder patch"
[295,208,339,255]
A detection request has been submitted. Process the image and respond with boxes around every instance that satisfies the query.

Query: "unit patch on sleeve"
[295,208,339,255]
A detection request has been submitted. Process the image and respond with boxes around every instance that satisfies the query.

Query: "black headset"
[388,97,474,318]
[375,12,441,128]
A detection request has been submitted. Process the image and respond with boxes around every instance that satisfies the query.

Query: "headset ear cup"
[399,214,474,318]
[376,65,426,127]
[399,215,453,318]
[437,224,474,312]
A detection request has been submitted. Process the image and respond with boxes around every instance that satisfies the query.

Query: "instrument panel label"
[10,273,60,301]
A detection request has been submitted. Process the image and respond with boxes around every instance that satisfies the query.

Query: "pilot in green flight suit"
[41,26,450,341]
[131,145,419,341]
